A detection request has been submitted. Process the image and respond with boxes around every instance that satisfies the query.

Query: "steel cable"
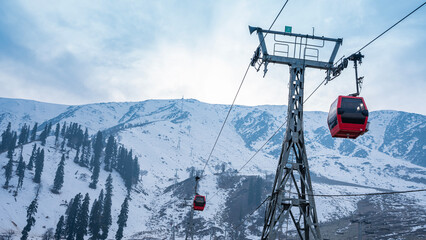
[199,0,290,178]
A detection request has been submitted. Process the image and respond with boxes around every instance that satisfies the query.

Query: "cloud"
[0,0,425,114]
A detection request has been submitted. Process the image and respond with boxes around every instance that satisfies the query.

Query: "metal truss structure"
[249,26,342,240]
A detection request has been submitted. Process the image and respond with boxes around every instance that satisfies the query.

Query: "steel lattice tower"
[248,26,342,239]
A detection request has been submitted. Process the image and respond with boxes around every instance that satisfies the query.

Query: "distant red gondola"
[327,95,369,139]
[193,195,206,211]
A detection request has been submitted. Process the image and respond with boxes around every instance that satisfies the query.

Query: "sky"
[0,0,425,115]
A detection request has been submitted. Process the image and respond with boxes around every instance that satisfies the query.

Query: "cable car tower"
[249,26,342,239]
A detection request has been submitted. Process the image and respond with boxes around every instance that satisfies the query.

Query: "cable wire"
[208,76,326,202]
[200,62,251,176]
[310,189,426,197]
[230,188,426,231]
[200,0,290,178]
[234,196,270,230]
[209,1,425,231]
[355,2,425,54]
[237,76,326,174]
[204,0,425,180]
[264,0,290,39]
[237,119,287,172]
[304,78,327,103]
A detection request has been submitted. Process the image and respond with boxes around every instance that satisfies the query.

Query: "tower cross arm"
[249,25,343,70]
[249,26,342,43]
[266,55,334,70]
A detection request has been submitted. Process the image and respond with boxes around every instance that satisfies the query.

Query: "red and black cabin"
[193,195,206,211]
[327,96,369,139]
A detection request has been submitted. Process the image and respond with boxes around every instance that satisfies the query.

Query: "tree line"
[1,121,140,192]
[17,176,130,240]
[1,121,137,239]
[52,175,129,240]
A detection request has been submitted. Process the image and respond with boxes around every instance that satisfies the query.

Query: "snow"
[0,97,425,239]
[0,98,69,130]
[0,137,128,238]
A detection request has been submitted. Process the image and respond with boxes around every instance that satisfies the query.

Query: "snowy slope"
[0,98,69,130]
[0,138,129,238]
[0,97,425,239]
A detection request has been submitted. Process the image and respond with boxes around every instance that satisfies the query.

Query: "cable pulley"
[250,46,261,67]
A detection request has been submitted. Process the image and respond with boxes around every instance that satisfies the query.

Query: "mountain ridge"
[0,97,425,239]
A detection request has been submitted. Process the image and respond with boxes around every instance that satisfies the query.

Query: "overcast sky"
[0,0,425,114]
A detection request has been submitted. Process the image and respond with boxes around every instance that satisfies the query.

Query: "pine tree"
[115,196,129,240]
[101,175,113,239]
[33,148,44,183]
[98,189,104,209]
[7,146,13,161]
[39,125,49,146]
[3,155,13,189]
[93,131,103,162]
[18,124,29,145]
[27,144,37,170]
[64,197,74,232]
[16,153,26,189]
[89,190,103,240]
[132,156,140,185]
[55,123,60,144]
[75,193,90,240]
[83,129,90,162]
[74,147,80,164]
[111,146,140,190]
[65,193,82,240]
[89,154,100,189]
[21,192,39,240]
[27,126,31,142]
[54,215,65,240]
[124,150,133,190]
[104,135,115,171]
[79,129,90,167]
[77,128,89,166]
[47,122,52,136]
[80,134,90,168]
[0,122,12,152]
[83,128,89,146]
[10,131,17,151]
[111,141,118,170]
[61,122,66,138]
[30,122,38,142]
[90,155,94,170]
[88,199,100,240]
[65,197,74,215]
[51,154,65,194]
[115,146,124,173]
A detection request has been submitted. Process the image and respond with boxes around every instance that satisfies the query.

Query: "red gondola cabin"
[193,195,206,211]
[327,96,369,139]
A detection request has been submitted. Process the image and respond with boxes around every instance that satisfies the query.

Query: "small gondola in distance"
[193,195,206,211]
[327,95,369,139]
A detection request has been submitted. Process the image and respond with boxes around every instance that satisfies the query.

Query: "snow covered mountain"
[0,97,425,239]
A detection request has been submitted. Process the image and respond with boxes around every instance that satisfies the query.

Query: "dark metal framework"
[329,52,365,97]
[347,52,364,97]
[249,26,342,240]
